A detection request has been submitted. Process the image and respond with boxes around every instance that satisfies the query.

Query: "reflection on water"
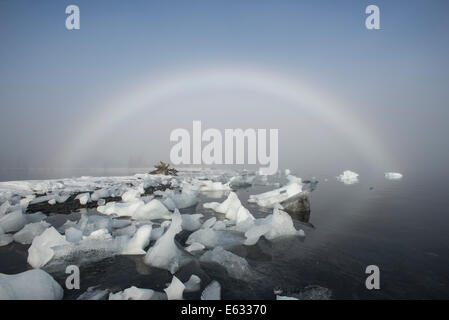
[1,169,449,299]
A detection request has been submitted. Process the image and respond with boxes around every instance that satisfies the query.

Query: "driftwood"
[149,161,178,176]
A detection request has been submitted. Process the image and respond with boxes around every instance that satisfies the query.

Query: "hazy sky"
[1,0,448,178]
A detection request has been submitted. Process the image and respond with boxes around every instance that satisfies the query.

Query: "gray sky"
[1,0,448,178]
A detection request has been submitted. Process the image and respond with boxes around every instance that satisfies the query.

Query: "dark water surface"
[1,169,448,299]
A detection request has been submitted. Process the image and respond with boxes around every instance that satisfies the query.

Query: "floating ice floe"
[0,269,63,300]
[144,210,191,273]
[337,170,359,185]
[201,280,221,300]
[199,246,252,279]
[248,175,303,207]
[385,172,403,180]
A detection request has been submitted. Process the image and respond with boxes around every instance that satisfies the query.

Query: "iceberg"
[28,227,70,268]
[121,224,152,255]
[164,275,185,300]
[385,172,403,180]
[144,209,190,273]
[337,170,359,185]
[244,204,304,245]
[203,192,255,225]
[248,175,303,207]
[0,269,63,300]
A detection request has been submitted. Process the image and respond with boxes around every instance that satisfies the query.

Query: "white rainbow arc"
[58,67,393,170]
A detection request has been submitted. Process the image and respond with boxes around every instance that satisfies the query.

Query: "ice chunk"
[184,275,201,293]
[65,227,83,243]
[276,295,298,300]
[244,204,303,245]
[203,192,255,225]
[75,193,91,205]
[27,227,69,268]
[121,189,141,202]
[337,170,359,185]
[0,210,27,233]
[186,228,244,249]
[385,172,403,180]
[248,176,303,207]
[121,224,152,255]
[144,210,190,273]
[48,199,56,205]
[164,275,185,300]
[181,214,203,232]
[158,183,199,209]
[200,181,231,191]
[91,188,111,201]
[97,199,171,220]
[109,286,165,300]
[185,242,205,253]
[13,221,50,245]
[0,269,63,300]
[201,281,221,300]
[200,247,252,279]
[0,234,13,247]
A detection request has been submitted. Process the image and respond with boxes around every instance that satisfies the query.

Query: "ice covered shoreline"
[0,168,314,300]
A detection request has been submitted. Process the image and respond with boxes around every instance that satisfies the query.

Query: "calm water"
[1,169,448,299]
